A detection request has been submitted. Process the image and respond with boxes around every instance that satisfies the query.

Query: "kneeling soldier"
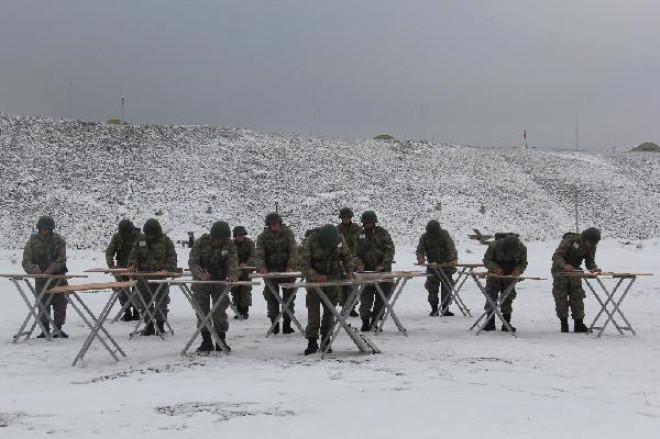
[482,234,528,332]
[300,225,353,355]
[22,216,69,338]
[416,220,458,316]
[231,226,255,319]
[189,221,239,352]
[551,227,602,333]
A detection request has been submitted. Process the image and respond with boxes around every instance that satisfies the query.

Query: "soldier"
[255,212,298,334]
[416,220,458,316]
[231,225,256,319]
[188,221,239,352]
[551,227,602,333]
[22,216,69,338]
[300,225,354,355]
[105,219,141,321]
[482,233,528,332]
[353,210,395,332]
[337,207,361,317]
[127,218,177,336]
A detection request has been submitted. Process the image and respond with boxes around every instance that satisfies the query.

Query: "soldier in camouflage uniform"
[551,227,602,333]
[22,216,69,338]
[255,212,298,334]
[231,225,255,319]
[337,207,361,317]
[105,219,141,321]
[188,221,239,352]
[127,218,177,336]
[482,233,528,332]
[416,220,458,317]
[300,225,354,355]
[353,210,395,331]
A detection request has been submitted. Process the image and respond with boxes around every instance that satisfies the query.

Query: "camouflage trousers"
[231,285,253,309]
[35,278,68,327]
[484,277,517,315]
[136,282,170,323]
[194,286,230,333]
[552,275,586,319]
[305,286,340,340]
[359,281,394,320]
[262,278,296,320]
[425,269,455,308]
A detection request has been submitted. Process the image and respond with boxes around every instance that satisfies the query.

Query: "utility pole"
[121,96,126,124]
[575,113,579,151]
[67,80,73,118]
[573,184,579,233]
[419,96,424,140]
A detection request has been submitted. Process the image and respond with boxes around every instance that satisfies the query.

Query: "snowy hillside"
[1,113,659,249]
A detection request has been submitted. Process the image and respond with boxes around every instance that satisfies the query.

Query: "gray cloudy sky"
[1,0,658,149]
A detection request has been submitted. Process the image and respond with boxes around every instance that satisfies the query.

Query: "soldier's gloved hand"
[375,265,384,272]
[356,265,364,272]
[127,265,137,273]
[417,257,425,265]
[563,264,576,272]
[32,266,42,274]
[227,276,237,283]
[449,259,458,266]
[315,274,328,283]
[493,268,504,275]
[200,272,211,281]
[591,267,602,273]
[259,268,268,275]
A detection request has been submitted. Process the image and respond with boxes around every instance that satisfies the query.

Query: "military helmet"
[502,234,520,253]
[118,219,135,235]
[36,216,55,231]
[232,225,248,237]
[426,219,441,235]
[339,207,354,219]
[210,221,231,240]
[361,210,378,224]
[142,218,163,237]
[318,224,340,248]
[581,227,601,244]
[265,212,282,226]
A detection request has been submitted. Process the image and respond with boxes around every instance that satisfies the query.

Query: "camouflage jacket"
[336,222,361,252]
[415,230,458,266]
[127,233,177,272]
[483,239,528,275]
[354,226,395,271]
[255,225,298,272]
[300,230,353,281]
[105,230,140,268]
[234,238,256,281]
[188,234,239,281]
[551,232,597,273]
[22,233,68,275]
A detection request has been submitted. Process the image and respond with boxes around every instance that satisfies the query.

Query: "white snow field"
[1,239,660,438]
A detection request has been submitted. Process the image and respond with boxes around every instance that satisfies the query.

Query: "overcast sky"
[1,0,658,149]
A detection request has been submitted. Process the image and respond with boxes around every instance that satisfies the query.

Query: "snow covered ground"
[1,239,660,438]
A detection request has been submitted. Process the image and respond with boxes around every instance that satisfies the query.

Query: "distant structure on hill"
[631,142,660,152]
[374,133,395,141]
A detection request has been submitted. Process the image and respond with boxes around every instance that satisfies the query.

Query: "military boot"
[131,308,141,321]
[271,320,280,335]
[560,317,569,333]
[121,308,133,322]
[360,317,371,332]
[320,336,332,354]
[242,307,249,319]
[215,332,231,352]
[156,321,166,335]
[140,321,155,336]
[282,318,295,334]
[37,322,50,338]
[501,313,516,332]
[196,330,214,353]
[429,304,439,317]
[349,307,359,317]
[483,315,496,331]
[574,318,588,333]
[441,308,455,317]
[53,325,68,339]
[304,338,319,355]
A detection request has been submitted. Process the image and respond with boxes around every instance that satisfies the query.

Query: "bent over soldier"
[482,234,528,332]
[337,207,361,317]
[416,220,458,317]
[22,216,69,338]
[127,218,177,336]
[551,227,601,333]
[354,210,395,332]
[231,225,255,319]
[188,221,239,352]
[106,219,140,321]
[255,212,298,335]
[300,225,354,355]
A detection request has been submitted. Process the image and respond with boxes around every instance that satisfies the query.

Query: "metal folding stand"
[367,271,429,335]
[424,263,483,317]
[281,279,381,357]
[468,272,546,337]
[559,271,652,337]
[48,281,131,366]
[82,268,138,323]
[148,279,260,355]
[123,272,182,340]
[1,273,88,342]
[250,271,305,337]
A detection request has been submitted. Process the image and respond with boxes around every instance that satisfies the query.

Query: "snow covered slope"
[1,113,659,249]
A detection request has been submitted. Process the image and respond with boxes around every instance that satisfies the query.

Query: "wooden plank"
[148,280,259,286]
[472,272,546,281]
[422,262,484,269]
[49,281,135,294]
[0,273,88,280]
[250,272,302,279]
[281,279,394,288]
